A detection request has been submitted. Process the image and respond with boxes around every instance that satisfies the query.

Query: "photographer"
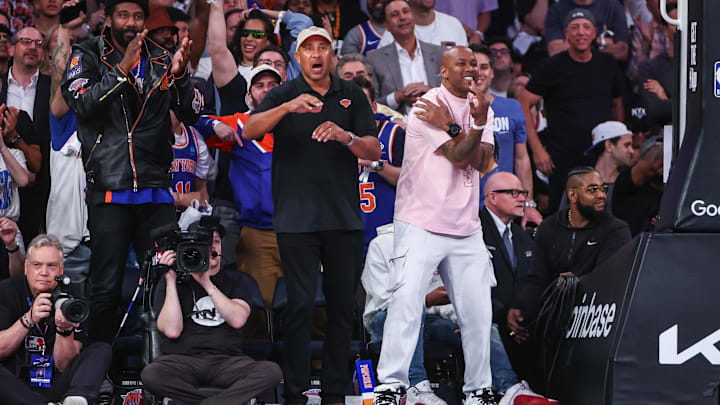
[0,234,111,405]
[141,220,282,405]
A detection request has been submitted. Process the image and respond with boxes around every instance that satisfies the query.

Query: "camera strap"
[26,297,49,341]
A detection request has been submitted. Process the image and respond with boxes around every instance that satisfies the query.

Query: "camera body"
[52,275,90,324]
[156,229,213,276]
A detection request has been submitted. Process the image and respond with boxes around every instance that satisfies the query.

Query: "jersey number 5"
[360,182,376,213]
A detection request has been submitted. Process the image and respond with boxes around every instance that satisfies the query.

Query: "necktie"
[503,227,516,269]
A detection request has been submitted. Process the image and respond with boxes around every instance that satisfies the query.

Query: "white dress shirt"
[386,39,428,110]
[7,68,39,120]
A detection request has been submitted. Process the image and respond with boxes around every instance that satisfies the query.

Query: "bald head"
[440,46,478,98]
[484,171,526,223]
[441,46,472,69]
[484,171,519,197]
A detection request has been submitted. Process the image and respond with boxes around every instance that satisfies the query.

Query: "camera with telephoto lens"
[52,275,89,324]
[152,216,221,276]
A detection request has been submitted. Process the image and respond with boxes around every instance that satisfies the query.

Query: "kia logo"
[690,200,720,216]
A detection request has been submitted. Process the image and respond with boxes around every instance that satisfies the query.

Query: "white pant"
[377,221,496,393]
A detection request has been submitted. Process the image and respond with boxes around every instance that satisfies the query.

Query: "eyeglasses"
[257,58,286,70]
[491,189,529,198]
[490,48,510,56]
[16,37,44,47]
[241,29,267,39]
[570,184,610,195]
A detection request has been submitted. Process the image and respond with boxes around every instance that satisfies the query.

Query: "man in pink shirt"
[374,46,499,405]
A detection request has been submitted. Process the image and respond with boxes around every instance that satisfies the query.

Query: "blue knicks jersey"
[357,21,383,56]
[172,125,200,195]
[361,119,403,255]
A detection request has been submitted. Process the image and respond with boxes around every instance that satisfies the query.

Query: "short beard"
[111,25,140,49]
[576,199,609,223]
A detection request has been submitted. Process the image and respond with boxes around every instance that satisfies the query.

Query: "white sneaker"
[498,381,559,405]
[465,388,498,405]
[374,384,404,405]
[62,396,88,405]
[406,380,448,405]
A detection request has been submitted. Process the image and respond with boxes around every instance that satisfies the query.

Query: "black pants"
[276,230,364,404]
[0,342,112,405]
[141,353,282,405]
[86,194,176,342]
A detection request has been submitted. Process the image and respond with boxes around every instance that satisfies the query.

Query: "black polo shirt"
[253,74,376,233]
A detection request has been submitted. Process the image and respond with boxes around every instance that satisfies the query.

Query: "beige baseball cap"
[247,64,282,92]
[296,26,332,49]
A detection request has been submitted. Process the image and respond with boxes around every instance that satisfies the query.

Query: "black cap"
[188,215,226,239]
[564,8,596,28]
[105,0,150,19]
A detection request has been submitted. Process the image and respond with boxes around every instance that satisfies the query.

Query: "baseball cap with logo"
[247,64,282,92]
[585,121,631,154]
[296,26,332,49]
[564,8,596,28]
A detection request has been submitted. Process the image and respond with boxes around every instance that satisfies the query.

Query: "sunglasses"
[570,184,610,195]
[492,189,529,198]
[241,29,267,39]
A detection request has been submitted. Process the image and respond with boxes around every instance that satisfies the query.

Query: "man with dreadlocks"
[507,166,630,344]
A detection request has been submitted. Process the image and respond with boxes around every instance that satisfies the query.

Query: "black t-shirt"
[0,275,87,375]
[526,50,623,165]
[253,74,377,233]
[544,0,630,44]
[611,168,663,236]
[154,269,249,355]
[218,74,249,116]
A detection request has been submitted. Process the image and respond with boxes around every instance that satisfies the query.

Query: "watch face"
[447,124,461,137]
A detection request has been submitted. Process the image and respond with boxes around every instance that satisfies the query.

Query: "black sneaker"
[465,388,498,405]
[374,384,404,405]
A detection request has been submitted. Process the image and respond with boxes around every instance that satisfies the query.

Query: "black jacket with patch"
[61,28,201,191]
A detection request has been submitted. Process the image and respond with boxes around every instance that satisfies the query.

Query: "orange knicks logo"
[339,98,351,108]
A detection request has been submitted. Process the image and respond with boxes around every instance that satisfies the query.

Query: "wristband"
[56,328,74,337]
[9,134,21,147]
[471,122,486,132]
[6,243,19,253]
[22,312,34,329]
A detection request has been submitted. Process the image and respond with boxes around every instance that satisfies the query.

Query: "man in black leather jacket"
[60,0,202,342]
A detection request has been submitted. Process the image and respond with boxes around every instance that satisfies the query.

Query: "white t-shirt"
[47,132,89,255]
[378,11,468,48]
[237,64,252,83]
[0,148,27,222]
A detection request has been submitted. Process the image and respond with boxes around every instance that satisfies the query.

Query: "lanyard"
[26,297,49,339]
